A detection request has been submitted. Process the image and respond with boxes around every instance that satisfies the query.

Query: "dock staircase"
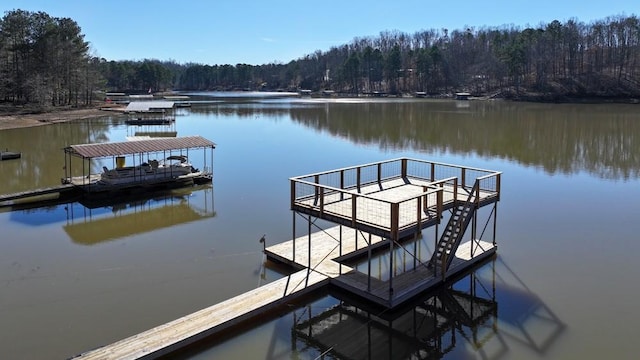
[429,182,479,277]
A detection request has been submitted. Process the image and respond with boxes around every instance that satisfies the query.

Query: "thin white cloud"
[261,37,276,43]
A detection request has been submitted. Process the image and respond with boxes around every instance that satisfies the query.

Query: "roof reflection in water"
[64,185,215,245]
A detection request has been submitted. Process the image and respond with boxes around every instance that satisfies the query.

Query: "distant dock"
[71,158,502,359]
[1,136,215,209]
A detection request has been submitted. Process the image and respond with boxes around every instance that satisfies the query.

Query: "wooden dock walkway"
[0,184,77,206]
[72,269,329,359]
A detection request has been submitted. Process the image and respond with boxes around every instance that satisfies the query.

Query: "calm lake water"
[1,93,639,359]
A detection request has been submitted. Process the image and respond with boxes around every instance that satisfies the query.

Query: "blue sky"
[2,1,637,65]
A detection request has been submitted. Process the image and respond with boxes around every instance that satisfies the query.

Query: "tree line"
[176,14,640,99]
[1,9,639,109]
[0,10,103,107]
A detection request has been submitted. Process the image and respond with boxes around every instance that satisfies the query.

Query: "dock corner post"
[377,163,382,185]
[340,170,345,200]
[319,187,324,217]
[357,167,361,193]
[461,168,467,190]
[416,196,422,235]
[290,179,295,210]
[351,195,357,228]
[430,162,435,182]
[314,175,320,205]
[401,158,407,179]
[496,173,502,201]
[422,186,428,212]
[453,177,459,205]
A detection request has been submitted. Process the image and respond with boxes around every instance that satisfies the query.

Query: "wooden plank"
[72,269,329,360]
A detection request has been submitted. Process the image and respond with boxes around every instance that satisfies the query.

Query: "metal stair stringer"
[429,181,479,277]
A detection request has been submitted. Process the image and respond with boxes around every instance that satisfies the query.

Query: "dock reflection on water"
[269,256,565,359]
[63,184,215,245]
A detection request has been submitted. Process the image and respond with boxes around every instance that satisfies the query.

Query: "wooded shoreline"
[1,91,638,131]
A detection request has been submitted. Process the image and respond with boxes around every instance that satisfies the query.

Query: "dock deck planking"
[265,226,496,307]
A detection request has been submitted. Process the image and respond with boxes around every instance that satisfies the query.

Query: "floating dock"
[72,158,501,359]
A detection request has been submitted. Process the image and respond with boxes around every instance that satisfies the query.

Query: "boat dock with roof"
[71,157,501,359]
[0,136,215,208]
[124,101,176,125]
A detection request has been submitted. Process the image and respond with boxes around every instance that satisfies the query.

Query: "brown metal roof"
[66,136,216,158]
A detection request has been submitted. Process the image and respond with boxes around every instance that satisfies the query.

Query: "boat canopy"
[64,136,216,159]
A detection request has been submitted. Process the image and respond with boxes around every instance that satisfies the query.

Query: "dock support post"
[308,215,312,269]
[367,232,372,291]
[434,220,440,251]
[354,226,358,251]
[413,233,417,270]
[493,203,498,246]
[292,211,296,263]
[461,168,466,190]
[389,236,393,302]
[314,175,319,205]
[389,203,399,302]
[472,208,477,258]
[339,225,343,275]
[340,170,344,201]
[339,225,343,258]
